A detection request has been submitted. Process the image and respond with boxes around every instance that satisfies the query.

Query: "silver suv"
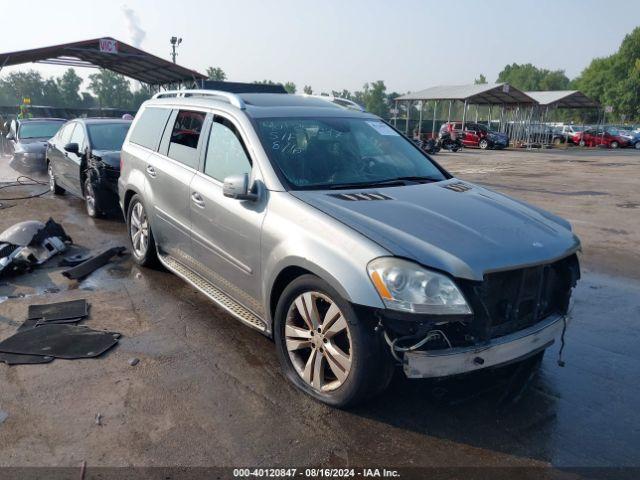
[119,90,581,407]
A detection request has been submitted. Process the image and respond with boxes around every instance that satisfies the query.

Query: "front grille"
[461,254,580,340]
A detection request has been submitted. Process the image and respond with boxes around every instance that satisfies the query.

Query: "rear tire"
[479,139,489,150]
[578,140,586,147]
[610,141,619,149]
[48,163,65,195]
[274,274,393,408]
[635,142,640,150]
[126,194,158,267]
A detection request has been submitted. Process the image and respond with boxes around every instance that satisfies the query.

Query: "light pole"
[170,36,182,63]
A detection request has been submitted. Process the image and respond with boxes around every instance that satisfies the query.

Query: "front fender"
[261,192,389,326]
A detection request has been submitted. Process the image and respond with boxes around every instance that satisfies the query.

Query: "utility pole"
[170,36,182,63]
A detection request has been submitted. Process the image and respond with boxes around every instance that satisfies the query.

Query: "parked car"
[5,118,66,169]
[628,132,640,150]
[47,118,131,217]
[439,122,509,149]
[119,90,581,407]
[573,127,629,148]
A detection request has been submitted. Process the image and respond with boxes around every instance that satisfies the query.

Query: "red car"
[573,127,629,148]
[439,122,509,149]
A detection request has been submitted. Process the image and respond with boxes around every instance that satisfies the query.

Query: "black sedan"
[47,118,131,217]
[6,118,66,170]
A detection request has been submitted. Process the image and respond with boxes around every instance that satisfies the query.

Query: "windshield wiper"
[325,176,440,190]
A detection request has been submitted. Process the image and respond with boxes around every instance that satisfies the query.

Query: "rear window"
[128,107,171,151]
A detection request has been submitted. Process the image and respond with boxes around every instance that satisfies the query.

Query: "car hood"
[15,139,48,152]
[291,179,580,281]
[91,150,120,169]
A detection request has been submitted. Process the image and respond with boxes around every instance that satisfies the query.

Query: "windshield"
[87,123,131,151]
[18,121,64,139]
[255,117,447,189]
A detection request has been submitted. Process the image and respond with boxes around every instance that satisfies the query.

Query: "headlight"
[367,257,472,314]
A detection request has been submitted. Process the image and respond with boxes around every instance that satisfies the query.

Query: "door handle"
[146,165,157,178]
[191,192,205,208]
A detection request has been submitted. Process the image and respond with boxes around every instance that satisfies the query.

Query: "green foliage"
[303,85,313,95]
[56,68,83,106]
[88,69,133,108]
[474,74,487,85]
[497,63,570,91]
[283,82,296,94]
[356,81,389,117]
[575,26,640,120]
[206,67,227,81]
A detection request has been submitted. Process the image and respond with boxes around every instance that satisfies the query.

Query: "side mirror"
[223,173,258,201]
[64,142,79,154]
[5,132,14,140]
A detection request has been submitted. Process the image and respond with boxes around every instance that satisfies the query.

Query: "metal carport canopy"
[0,37,206,85]
[525,90,599,109]
[395,83,536,105]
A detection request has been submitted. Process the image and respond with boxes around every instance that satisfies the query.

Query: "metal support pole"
[461,100,468,131]
[447,100,452,122]
[405,101,411,135]
[418,101,423,136]
[394,100,398,127]
[432,101,438,139]
[488,104,492,129]
[474,104,479,123]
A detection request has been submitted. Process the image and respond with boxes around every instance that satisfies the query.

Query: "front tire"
[274,274,393,408]
[635,142,640,150]
[479,138,489,150]
[610,141,619,149]
[126,194,158,266]
[48,163,65,195]
[84,177,100,218]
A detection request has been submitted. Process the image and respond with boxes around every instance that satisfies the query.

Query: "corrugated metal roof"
[395,83,535,104]
[0,37,206,85]
[525,90,599,108]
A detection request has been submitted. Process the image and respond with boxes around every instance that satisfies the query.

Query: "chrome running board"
[158,252,268,334]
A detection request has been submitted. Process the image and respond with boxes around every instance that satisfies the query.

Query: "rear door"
[188,113,265,314]
[146,109,206,260]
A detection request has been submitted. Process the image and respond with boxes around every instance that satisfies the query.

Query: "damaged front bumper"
[403,314,566,378]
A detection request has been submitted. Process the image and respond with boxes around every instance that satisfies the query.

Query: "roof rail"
[301,94,365,112]
[152,89,246,110]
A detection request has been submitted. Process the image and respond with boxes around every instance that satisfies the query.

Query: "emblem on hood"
[532,241,544,248]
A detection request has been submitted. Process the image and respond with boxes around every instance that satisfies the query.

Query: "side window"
[69,123,85,149]
[129,107,172,151]
[59,123,75,145]
[167,110,205,168]
[203,116,252,182]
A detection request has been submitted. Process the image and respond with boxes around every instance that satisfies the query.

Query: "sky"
[0,0,637,94]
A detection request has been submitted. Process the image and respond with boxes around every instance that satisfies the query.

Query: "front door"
[61,122,86,195]
[189,114,265,315]
[147,109,205,259]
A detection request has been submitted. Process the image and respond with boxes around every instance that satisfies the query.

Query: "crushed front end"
[374,254,581,378]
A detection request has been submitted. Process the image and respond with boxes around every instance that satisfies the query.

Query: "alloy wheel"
[48,166,55,192]
[129,201,149,258]
[285,291,352,392]
[84,179,96,217]
[610,141,619,149]
[479,139,489,150]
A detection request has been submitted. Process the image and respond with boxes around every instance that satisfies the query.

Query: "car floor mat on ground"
[0,352,54,365]
[16,319,39,332]
[0,324,120,359]
[28,299,89,322]
[59,253,93,267]
[61,247,126,280]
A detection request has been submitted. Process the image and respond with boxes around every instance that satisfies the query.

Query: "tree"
[303,85,313,95]
[575,26,640,120]
[57,68,83,107]
[358,81,388,117]
[497,63,569,91]
[88,69,133,108]
[283,82,296,94]
[474,74,487,85]
[206,67,227,81]
[0,70,61,106]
